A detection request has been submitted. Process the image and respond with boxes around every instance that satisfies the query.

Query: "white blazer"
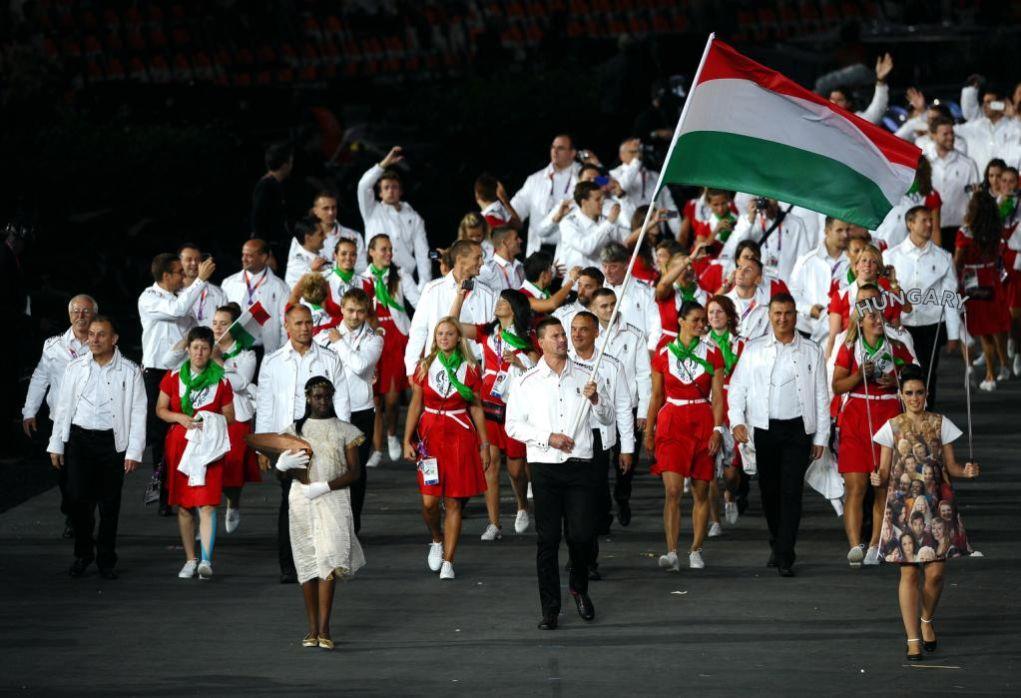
[22,327,87,419]
[255,342,351,434]
[329,323,383,413]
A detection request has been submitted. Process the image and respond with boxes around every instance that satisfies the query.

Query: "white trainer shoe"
[427,542,444,571]
[178,559,198,579]
[1009,337,1017,358]
[387,436,403,461]
[480,523,502,541]
[514,509,530,534]
[863,545,880,566]
[527,482,533,500]
[225,507,240,534]
[1014,353,1021,377]
[998,365,1012,382]
[439,561,455,580]
[979,379,997,392]
[724,501,738,525]
[658,551,680,572]
[689,549,705,569]
[197,560,213,579]
[973,353,986,367]
[683,477,690,494]
[365,450,383,468]
[847,544,865,568]
[708,521,723,537]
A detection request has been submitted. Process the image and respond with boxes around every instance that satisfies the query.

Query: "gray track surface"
[1,360,1018,696]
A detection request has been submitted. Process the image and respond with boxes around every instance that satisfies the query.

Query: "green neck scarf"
[709,329,737,375]
[847,268,856,285]
[333,266,355,284]
[861,335,904,367]
[500,326,531,351]
[369,264,405,312]
[906,180,919,195]
[675,283,699,302]
[180,360,225,416]
[436,349,474,401]
[221,341,244,361]
[667,336,714,376]
[999,195,1017,222]
[716,214,736,243]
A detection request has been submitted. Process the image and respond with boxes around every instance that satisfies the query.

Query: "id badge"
[962,267,979,292]
[418,457,439,486]
[766,256,779,273]
[490,370,510,400]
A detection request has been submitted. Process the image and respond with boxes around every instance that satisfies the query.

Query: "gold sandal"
[318,635,334,650]
[301,633,318,648]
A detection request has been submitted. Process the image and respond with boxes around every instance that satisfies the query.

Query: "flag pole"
[568,32,716,440]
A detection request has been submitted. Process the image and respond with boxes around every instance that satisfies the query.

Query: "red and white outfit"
[1001,195,1021,309]
[828,277,906,331]
[956,227,1011,335]
[160,370,234,508]
[833,339,915,474]
[656,285,709,349]
[413,358,486,498]
[474,324,537,459]
[220,347,261,489]
[650,339,724,482]
[361,268,411,394]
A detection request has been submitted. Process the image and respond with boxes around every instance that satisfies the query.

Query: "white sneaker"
[1009,338,1017,358]
[178,559,198,579]
[847,544,865,568]
[863,545,880,566]
[527,482,533,500]
[365,450,383,468]
[197,560,213,579]
[708,521,723,537]
[974,353,986,367]
[998,365,1011,382]
[387,436,403,461]
[979,379,997,392]
[427,542,443,571]
[683,477,690,494]
[514,509,530,534]
[225,507,240,534]
[480,523,502,541]
[724,501,738,525]
[658,551,680,572]
[1014,353,1021,377]
[439,560,455,580]
[689,549,705,569]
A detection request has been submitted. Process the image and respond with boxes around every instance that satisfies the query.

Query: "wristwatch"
[713,425,726,435]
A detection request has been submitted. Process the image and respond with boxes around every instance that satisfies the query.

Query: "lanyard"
[548,169,571,197]
[740,298,758,321]
[196,288,208,321]
[243,271,267,305]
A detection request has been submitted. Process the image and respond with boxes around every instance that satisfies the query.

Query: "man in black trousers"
[727,294,830,577]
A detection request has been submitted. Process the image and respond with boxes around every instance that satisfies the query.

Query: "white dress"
[285,418,366,583]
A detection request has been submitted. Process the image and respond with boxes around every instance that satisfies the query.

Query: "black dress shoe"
[98,567,119,580]
[538,613,558,630]
[778,565,795,578]
[280,571,298,584]
[570,589,595,621]
[69,558,92,578]
[587,567,602,581]
[617,500,632,527]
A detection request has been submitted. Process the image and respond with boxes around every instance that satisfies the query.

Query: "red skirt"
[222,420,262,488]
[651,402,714,482]
[1007,268,1021,309]
[486,419,526,459]
[165,423,224,508]
[376,317,409,395]
[964,266,1011,335]
[417,411,487,498]
[836,395,902,474]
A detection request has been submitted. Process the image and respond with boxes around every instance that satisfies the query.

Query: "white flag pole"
[568,32,717,440]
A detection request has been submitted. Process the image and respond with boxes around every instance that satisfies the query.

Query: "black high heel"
[906,638,924,661]
[921,617,938,651]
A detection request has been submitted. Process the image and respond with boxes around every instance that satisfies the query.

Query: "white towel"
[177,413,231,487]
[805,446,844,502]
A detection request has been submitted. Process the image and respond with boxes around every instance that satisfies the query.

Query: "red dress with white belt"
[474,324,534,459]
[833,339,914,474]
[956,228,1011,335]
[413,358,487,498]
[361,269,410,394]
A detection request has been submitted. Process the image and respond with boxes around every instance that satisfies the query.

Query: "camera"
[461,279,475,292]
[428,249,442,261]
[754,197,770,210]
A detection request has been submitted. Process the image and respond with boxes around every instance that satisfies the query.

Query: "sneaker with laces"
[979,379,997,392]
[973,353,986,367]
[387,436,403,461]
[689,549,705,569]
[998,365,1011,382]
[708,521,723,537]
[365,450,383,468]
[658,551,680,572]
[480,523,502,541]
[863,545,880,566]
[178,559,198,579]
[197,560,213,579]
[724,501,738,525]
[847,544,865,568]
[514,509,530,534]
[527,482,533,500]
[225,507,240,534]
[427,542,444,571]
[439,561,455,580]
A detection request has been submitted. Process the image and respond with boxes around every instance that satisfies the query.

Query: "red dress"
[650,340,724,481]
[413,358,487,498]
[160,371,234,507]
[362,273,410,394]
[956,229,1011,335]
[223,420,261,487]
[475,324,531,459]
[631,255,660,284]
[828,277,904,331]
[656,286,709,349]
[833,340,914,474]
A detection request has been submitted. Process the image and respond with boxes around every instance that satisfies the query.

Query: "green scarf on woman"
[179,360,225,416]
[436,349,474,401]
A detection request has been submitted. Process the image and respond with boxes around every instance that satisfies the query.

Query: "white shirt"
[255,341,351,434]
[604,279,661,350]
[768,339,800,419]
[725,286,771,340]
[480,200,514,226]
[357,164,431,288]
[928,149,980,229]
[285,243,325,288]
[404,273,497,376]
[137,280,205,369]
[221,267,290,353]
[555,210,620,270]
[955,86,1021,174]
[874,190,936,249]
[185,281,226,328]
[23,327,88,419]
[505,357,614,463]
[789,242,848,342]
[510,162,580,255]
[728,211,811,281]
[884,237,963,340]
[608,160,680,236]
[855,82,889,124]
[329,323,383,413]
[596,320,651,416]
[71,356,116,430]
[322,222,367,273]
[569,349,635,453]
[477,253,524,292]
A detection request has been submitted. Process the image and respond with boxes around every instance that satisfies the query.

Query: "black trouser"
[65,426,125,569]
[753,418,813,568]
[589,431,612,568]
[349,408,375,534]
[939,226,957,255]
[611,408,640,506]
[279,478,295,575]
[532,458,599,615]
[143,368,169,507]
[906,322,947,409]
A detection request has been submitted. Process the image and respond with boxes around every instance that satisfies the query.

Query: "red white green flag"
[228,301,270,349]
[661,36,921,229]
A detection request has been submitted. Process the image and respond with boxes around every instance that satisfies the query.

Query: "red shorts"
[485,419,526,459]
[650,402,715,482]
[836,395,902,474]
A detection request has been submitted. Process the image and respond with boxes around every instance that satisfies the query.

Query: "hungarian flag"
[662,37,921,229]
[228,301,270,349]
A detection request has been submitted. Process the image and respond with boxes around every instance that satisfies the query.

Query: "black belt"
[767,417,804,426]
[70,424,114,435]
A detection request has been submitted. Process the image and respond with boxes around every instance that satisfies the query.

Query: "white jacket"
[138,280,205,369]
[255,342,351,434]
[789,242,848,342]
[22,327,88,419]
[727,332,830,447]
[221,268,290,353]
[928,149,980,229]
[510,162,580,255]
[554,210,620,270]
[357,164,431,288]
[728,212,811,281]
[404,273,497,375]
[596,320,652,415]
[329,323,383,413]
[48,349,147,462]
[568,351,635,454]
[186,281,226,329]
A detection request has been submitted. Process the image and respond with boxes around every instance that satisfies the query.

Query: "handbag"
[143,465,162,505]
[482,400,506,424]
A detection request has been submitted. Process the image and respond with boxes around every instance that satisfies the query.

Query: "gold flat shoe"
[302,633,318,648]
[318,635,334,650]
